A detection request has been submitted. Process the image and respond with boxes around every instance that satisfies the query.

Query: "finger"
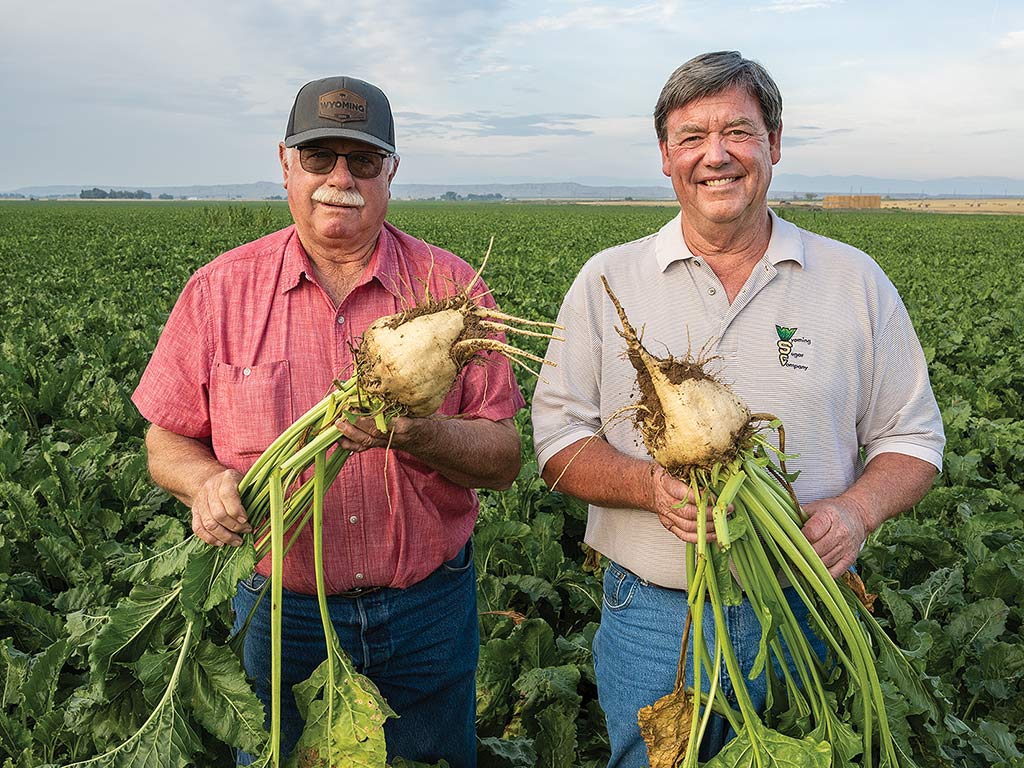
[815,539,847,572]
[214,482,251,531]
[829,552,858,579]
[196,498,245,546]
[801,512,832,544]
[658,513,717,542]
[193,510,240,546]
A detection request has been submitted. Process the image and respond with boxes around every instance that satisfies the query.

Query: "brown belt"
[333,586,382,598]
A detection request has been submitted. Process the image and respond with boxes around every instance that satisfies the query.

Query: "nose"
[702,132,731,166]
[324,156,357,187]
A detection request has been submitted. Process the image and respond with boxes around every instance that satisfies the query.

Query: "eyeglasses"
[297,146,391,179]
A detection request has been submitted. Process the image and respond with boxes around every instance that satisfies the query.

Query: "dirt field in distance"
[880,198,1024,215]
[771,198,1024,215]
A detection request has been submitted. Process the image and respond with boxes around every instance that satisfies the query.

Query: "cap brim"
[284,127,395,153]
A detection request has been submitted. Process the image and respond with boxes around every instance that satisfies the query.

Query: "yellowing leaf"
[638,686,694,768]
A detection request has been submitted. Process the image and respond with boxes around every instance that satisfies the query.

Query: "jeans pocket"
[602,562,640,612]
[442,539,474,574]
[238,571,268,595]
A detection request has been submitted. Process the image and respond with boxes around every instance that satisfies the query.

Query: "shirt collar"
[281,226,313,293]
[280,223,405,299]
[653,208,805,272]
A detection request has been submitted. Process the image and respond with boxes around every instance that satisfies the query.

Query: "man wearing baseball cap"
[133,76,525,766]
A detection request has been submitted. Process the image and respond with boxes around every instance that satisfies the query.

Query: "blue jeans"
[232,541,478,767]
[592,561,826,767]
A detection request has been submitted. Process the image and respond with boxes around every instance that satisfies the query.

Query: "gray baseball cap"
[284,76,396,153]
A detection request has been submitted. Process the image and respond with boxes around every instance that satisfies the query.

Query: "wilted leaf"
[638,686,694,768]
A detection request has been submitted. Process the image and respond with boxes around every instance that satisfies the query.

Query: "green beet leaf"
[190,639,269,756]
[286,628,395,768]
[704,721,831,768]
[180,539,257,619]
[62,631,203,768]
[87,586,181,694]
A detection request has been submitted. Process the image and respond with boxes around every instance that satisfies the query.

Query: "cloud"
[782,127,854,147]
[508,2,677,33]
[396,111,596,138]
[997,29,1024,49]
[756,0,843,13]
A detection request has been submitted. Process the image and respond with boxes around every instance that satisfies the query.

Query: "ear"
[279,143,291,188]
[659,141,671,177]
[769,120,782,165]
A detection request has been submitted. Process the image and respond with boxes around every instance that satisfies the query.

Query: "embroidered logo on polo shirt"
[775,325,811,370]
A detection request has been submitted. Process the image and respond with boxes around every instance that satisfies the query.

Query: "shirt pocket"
[209,360,294,463]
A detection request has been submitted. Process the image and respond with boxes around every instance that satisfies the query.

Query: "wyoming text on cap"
[284,76,396,153]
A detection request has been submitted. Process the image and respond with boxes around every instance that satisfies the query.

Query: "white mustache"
[312,186,365,207]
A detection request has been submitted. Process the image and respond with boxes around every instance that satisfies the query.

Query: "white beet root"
[601,276,751,474]
[355,246,560,419]
[358,308,467,417]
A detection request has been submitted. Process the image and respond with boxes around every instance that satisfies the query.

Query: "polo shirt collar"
[654,208,805,272]
[280,223,405,299]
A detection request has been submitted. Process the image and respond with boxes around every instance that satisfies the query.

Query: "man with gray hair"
[531,51,943,764]
[134,76,525,766]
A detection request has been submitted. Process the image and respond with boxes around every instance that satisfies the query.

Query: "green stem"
[312,451,336,760]
[269,467,284,767]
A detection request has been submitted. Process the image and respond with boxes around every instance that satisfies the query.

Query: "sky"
[3,0,1022,191]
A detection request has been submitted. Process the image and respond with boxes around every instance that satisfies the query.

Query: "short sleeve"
[132,272,214,438]
[440,281,526,422]
[857,299,945,470]
[531,264,606,473]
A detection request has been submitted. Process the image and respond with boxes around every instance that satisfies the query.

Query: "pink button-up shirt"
[133,222,525,593]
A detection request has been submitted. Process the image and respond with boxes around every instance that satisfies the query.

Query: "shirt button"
[708,287,717,296]
[349,515,359,524]
[337,316,345,325]
[693,260,701,267]
[355,572,365,580]
[242,367,252,376]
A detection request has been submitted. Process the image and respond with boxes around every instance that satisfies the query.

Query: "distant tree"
[158,193,174,200]
[804,192,816,201]
[441,191,459,201]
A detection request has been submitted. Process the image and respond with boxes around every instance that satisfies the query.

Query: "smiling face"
[279,137,398,257]
[659,84,781,238]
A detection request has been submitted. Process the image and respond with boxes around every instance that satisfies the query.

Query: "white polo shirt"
[531,209,944,589]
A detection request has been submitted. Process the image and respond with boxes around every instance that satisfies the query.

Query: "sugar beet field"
[0,200,1022,767]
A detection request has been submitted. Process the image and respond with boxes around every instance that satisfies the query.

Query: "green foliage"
[0,202,1021,764]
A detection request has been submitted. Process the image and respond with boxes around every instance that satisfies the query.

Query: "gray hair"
[654,51,782,142]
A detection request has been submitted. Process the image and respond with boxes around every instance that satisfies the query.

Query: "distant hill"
[5,175,1024,201]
